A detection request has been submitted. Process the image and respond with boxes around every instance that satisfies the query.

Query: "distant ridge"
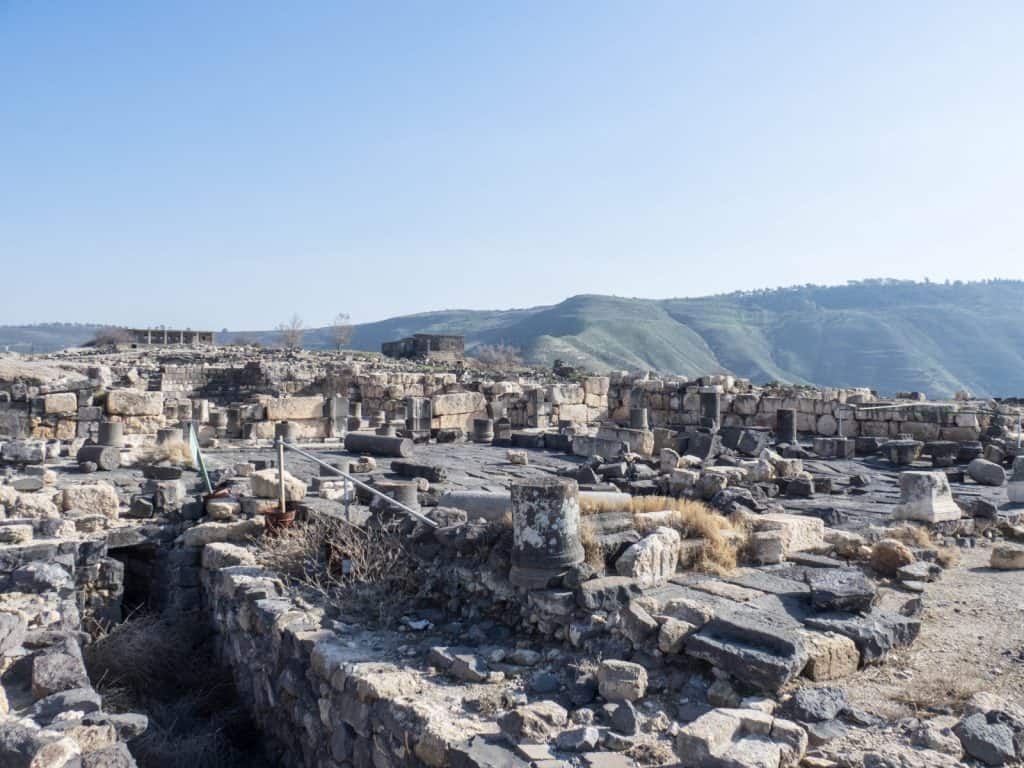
[4,280,1024,398]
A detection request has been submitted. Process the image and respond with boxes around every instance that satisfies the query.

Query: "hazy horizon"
[3,2,1022,329]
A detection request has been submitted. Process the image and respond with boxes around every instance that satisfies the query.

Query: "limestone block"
[265,396,325,421]
[431,392,487,416]
[614,527,681,587]
[558,403,589,424]
[181,518,263,547]
[44,393,78,415]
[14,491,60,519]
[800,630,860,681]
[584,376,610,396]
[967,458,1006,487]
[548,383,584,405]
[991,544,1024,570]
[62,482,119,519]
[106,390,163,416]
[892,472,962,523]
[816,414,837,436]
[752,513,825,553]
[201,542,256,570]
[900,421,940,442]
[674,708,807,768]
[597,659,648,702]
[250,469,307,501]
[750,531,786,565]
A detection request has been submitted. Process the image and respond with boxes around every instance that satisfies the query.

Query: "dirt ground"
[843,544,1024,719]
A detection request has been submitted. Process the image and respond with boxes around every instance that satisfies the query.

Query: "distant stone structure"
[128,328,215,346]
[381,333,463,361]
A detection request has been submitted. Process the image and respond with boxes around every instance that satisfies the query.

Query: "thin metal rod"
[276,438,286,514]
[278,440,438,528]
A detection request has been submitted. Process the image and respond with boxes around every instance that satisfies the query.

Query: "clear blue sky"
[2,1,1021,330]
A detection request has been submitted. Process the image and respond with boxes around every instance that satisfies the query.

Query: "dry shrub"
[579,518,607,570]
[84,613,267,768]
[888,523,960,568]
[257,514,418,623]
[891,670,982,714]
[141,438,193,468]
[630,496,742,574]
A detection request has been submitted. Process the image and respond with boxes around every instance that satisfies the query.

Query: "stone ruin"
[1,344,1024,767]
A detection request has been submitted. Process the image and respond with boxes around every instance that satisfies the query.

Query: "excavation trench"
[84,541,272,768]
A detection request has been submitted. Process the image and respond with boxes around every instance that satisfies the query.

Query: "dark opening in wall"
[108,543,159,615]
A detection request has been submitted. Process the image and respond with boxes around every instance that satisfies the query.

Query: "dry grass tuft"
[257,514,418,623]
[888,523,933,548]
[140,438,193,468]
[891,670,982,713]
[888,523,960,568]
[629,496,742,574]
[579,518,607,570]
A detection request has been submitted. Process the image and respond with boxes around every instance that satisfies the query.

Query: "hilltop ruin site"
[2,344,1024,768]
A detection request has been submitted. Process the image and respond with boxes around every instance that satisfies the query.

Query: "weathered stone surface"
[803,611,920,665]
[576,576,641,612]
[32,650,90,699]
[686,605,808,693]
[250,468,307,501]
[799,631,860,681]
[892,472,962,523]
[990,544,1024,570]
[788,687,847,722]
[0,611,28,655]
[432,392,487,416]
[44,393,78,415]
[658,618,697,654]
[265,395,324,421]
[752,513,825,554]
[62,482,119,519]
[805,568,877,613]
[674,707,807,768]
[968,458,1006,487]
[498,701,568,743]
[614,527,681,587]
[181,518,263,548]
[105,390,163,416]
[597,660,648,702]
[953,712,1017,766]
[201,542,256,570]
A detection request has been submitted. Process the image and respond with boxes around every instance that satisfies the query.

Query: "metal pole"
[276,437,286,514]
[279,440,438,528]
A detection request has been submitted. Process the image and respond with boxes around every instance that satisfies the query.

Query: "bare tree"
[89,326,133,348]
[277,314,304,350]
[472,344,523,371]
[330,312,354,351]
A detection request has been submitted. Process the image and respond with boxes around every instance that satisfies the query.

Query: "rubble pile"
[1,345,1023,767]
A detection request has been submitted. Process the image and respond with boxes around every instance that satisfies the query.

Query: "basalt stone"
[684,604,808,693]
[788,686,848,722]
[805,569,877,613]
[803,611,921,665]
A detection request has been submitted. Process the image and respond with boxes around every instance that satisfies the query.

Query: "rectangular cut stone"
[750,513,825,553]
[431,392,487,416]
[106,390,163,416]
[265,396,325,421]
[892,471,962,523]
[44,393,78,415]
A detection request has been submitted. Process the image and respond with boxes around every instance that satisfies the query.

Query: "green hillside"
[5,280,1024,397]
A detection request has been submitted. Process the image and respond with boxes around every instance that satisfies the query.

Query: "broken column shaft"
[343,432,413,458]
[509,477,584,589]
